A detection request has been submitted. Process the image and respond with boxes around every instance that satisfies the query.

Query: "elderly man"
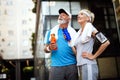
[44,8,78,80]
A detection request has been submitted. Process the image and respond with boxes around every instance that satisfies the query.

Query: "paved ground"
[98,78,120,80]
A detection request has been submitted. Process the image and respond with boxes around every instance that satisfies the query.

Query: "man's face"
[58,13,70,24]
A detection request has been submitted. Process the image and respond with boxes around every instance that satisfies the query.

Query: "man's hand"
[49,43,57,50]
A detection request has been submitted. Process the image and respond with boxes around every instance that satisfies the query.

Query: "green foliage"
[23,66,33,72]
[30,33,35,55]
[32,0,37,13]
[1,66,9,73]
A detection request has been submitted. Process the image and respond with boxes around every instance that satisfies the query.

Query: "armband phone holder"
[95,32,107,43]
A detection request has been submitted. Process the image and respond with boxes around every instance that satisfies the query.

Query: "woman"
[74,9,110,80]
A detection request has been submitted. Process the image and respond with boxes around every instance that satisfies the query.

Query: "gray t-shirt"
[74,23,98,66]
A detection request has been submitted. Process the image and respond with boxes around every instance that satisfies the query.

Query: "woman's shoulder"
[86,22,93,27]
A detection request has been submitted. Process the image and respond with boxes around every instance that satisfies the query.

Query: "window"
[89,0,120,57]
[42,1,81,35]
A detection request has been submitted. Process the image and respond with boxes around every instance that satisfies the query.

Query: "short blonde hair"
[78,9,95,23]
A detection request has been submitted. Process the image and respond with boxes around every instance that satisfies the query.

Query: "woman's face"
[77,12,89,24]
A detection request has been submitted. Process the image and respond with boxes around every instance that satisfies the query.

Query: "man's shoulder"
[70,27,76,32]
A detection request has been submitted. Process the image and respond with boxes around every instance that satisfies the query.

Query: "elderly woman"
[73,9,110,80]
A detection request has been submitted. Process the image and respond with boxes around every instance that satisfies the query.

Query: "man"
[44,8,78,80]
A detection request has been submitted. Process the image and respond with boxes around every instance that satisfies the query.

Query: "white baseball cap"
[58,8,71,19]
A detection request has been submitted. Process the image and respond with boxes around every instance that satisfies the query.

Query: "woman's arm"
[82,30,110,60]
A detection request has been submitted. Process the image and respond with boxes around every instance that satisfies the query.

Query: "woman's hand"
[82,52,95,60]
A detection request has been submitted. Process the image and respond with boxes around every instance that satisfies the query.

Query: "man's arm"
[44,44,51,53]
[44,43,57,53]
[71,46,77,55]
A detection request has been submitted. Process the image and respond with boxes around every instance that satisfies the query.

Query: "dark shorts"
[49,64,78,80]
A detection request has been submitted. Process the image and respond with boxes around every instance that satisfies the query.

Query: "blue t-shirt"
[45,28,77,66]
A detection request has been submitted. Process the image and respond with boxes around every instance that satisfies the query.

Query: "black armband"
[95,32,108,43]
